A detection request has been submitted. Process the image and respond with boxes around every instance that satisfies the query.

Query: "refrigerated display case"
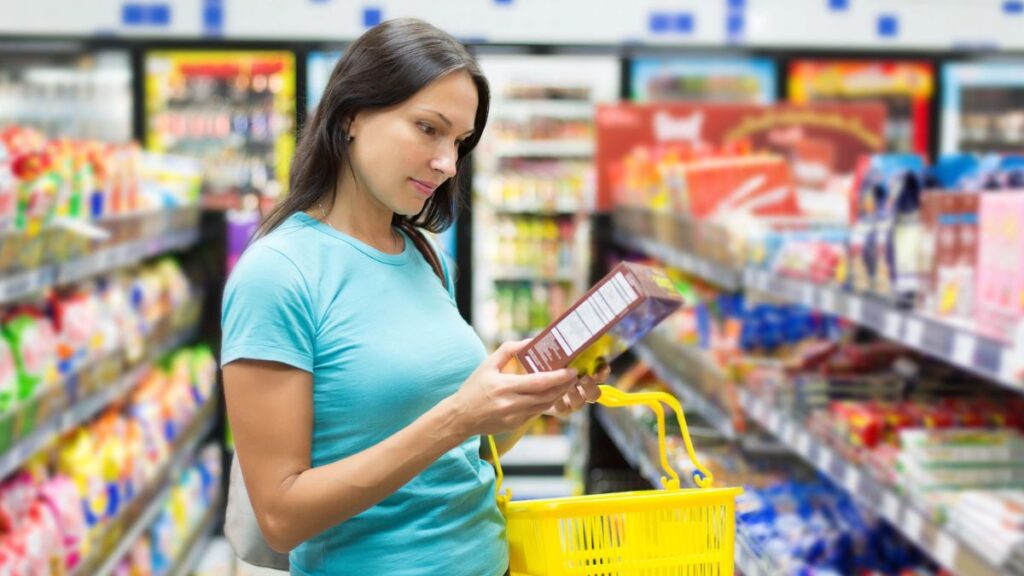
[144,50,296,200]
[472,54,620,345]
[942,61,1024,154]
[471,54,619,496]
[788,59,934,157]
[0,48,132,142]
[629,57,776,103]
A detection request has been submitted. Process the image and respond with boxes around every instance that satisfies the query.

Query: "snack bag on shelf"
[3,313,58,404]
[38,475,88,572]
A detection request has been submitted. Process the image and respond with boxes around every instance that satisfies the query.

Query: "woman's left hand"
[544,363,611,418]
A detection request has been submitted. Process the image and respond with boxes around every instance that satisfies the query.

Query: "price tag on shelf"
[801,284,815,307]
[817,447,834,471]
[882,491,901,523]
[847,296,864,322]
[903,510,923,543]
[754,399,768,422]
[820,289,836,314]
[953,332,977,368]
[782,421,797,445]
[936,532,958,568]
[796,432,812,457]
[844,467,862,493]
[883,312,902,339]
[905,318,925,348]
[1000,347,1023,386]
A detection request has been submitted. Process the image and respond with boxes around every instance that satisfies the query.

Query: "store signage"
[595,102,885,210]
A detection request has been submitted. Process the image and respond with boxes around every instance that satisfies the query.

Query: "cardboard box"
[918,191,981,317]
[513,262,684,375]
[682,156,799,220]
[976,192,1024,342]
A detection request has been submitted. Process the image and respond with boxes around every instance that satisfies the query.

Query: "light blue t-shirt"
[221,212,507,576]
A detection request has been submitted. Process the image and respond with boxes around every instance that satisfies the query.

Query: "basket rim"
[504,486,743,519]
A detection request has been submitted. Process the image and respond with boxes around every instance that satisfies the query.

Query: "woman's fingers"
[579,377,602,403]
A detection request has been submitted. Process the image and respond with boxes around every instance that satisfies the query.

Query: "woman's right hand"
[448,340,578,437]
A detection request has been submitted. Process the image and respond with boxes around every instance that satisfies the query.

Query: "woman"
[221,18,603,576]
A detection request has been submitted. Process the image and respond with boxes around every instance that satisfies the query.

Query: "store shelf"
[491,268,577,283]
[491,100,595,120]
[74,401,216,576]
[633,339,737,439]
[0,226,200,305]
[492,140,594,158]
[168,493,224,576]
[614,230,1024,392]
[58,228,200,286]
[742,268,1023,391]
[594,405,776,576]
[633,326,1012,576]
[487,202,582,216]
[613,231,743,291]
[739,390,1013,576]
[501,434,571,467]
[0,325,198,481]
[503,476,577,500]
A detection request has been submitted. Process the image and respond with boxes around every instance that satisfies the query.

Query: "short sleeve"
[221,245,316,372]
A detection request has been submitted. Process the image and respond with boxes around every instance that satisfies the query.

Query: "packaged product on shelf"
[510,262,683,376]
[896,427,1024,492]
[0,334,16,427]
[737,479,937,574]
[976,191,1024,343]
[848,154,927,299]
[948,491,1024,565]
[920,189,981,318]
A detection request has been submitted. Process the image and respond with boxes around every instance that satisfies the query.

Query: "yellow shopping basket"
[488,385,743,576]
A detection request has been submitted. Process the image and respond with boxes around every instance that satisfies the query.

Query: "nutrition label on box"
[553,273,637,355]
[515,262,683,374]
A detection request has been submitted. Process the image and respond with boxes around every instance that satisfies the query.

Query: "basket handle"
[488,384,714,504]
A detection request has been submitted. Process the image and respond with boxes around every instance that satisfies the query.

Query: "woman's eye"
[417,122,435,136]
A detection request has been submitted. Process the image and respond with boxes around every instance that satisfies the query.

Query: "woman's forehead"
[404,71,478,128]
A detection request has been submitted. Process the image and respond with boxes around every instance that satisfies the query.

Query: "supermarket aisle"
[3,3,1024,575]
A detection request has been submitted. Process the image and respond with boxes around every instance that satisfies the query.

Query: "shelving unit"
[500,434,571,467]
[0,208,201,305]
[0,325,198,480]
[614,228,1024,391]
[636,330,1017,576]
[73,400,217,576]
[491,139,595,158]
[167,496,223,576]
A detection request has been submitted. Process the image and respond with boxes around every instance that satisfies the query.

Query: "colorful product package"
[976,191,1024,342]
[510,262,684,376]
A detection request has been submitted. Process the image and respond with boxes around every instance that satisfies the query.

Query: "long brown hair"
[257,17,489,246]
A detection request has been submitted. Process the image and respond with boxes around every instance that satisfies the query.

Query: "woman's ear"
[345,112,364,142]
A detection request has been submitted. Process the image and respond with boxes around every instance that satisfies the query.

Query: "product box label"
[514,262,683,375]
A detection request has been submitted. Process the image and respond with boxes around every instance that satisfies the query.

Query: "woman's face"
[346,70,479,217]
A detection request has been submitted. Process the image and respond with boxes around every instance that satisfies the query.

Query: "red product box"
[512,262,684,376]
[682,157,800,219]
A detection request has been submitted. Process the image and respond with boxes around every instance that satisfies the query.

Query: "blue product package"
[695,302,712,348]
[932,154,979,188]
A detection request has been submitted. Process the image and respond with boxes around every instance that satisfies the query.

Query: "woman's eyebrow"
[419,107,474,136]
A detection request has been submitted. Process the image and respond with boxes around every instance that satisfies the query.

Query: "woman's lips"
[410,178,436,196]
